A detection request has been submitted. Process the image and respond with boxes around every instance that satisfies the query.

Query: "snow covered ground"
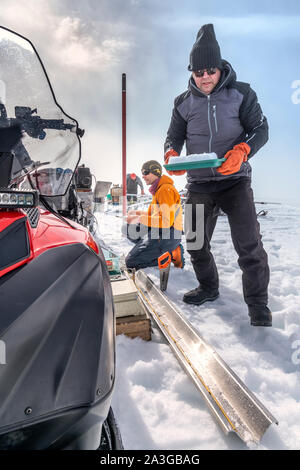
[96,202,300,450]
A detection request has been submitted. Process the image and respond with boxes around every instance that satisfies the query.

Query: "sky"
[0,0,300,205]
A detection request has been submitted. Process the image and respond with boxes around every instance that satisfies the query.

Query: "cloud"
[54,17,131,70]
[0,0,54,36]
[0,0,134,72]
[164,14,300,40]
[0,0,299,202]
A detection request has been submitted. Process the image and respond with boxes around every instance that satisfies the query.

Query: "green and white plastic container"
[164,153,225,171]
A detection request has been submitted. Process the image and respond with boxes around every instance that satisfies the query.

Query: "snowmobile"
[0,26,122,450]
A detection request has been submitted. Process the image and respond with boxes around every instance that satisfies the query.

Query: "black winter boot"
[248,305,272,327]
[183,286,219,305]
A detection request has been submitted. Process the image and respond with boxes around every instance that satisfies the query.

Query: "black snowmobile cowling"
[0,243,115,450]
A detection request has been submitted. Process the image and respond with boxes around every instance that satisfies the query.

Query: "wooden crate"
[116,313,151,341]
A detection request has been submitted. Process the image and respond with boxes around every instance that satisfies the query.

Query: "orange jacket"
[139,175,183,231]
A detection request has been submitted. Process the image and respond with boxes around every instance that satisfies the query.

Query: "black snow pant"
[124,224,181,270]
[185,179,270,306]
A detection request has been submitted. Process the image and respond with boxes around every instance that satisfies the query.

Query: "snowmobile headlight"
[0,190,38,208]
[10,193,18,204]
[1,193,9,204]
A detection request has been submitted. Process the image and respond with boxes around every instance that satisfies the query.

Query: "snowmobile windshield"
[0,27,80,197]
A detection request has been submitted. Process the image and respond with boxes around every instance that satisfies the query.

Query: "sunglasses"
[142,169,150,175]
[194,68,217,78]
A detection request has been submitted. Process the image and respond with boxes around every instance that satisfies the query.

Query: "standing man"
[164,24,271,327]
[126,172,145,203]
[125,160,184,270]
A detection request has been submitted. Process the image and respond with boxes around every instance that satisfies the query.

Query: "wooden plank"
[116,314,151,341]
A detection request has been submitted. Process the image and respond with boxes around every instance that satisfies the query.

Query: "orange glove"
[217,143,251,175]
[164,149,186,176]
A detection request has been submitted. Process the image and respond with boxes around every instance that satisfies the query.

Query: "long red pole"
[122,73,127,217]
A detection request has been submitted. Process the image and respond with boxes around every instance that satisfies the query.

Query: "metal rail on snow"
[133,269,278,445]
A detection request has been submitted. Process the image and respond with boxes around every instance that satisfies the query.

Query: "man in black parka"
[164,24,271,326]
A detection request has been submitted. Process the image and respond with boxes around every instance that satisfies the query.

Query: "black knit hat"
[141,160,162,177]
[188,24,222,71]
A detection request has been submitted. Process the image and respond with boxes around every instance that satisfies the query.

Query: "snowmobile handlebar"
[0,104,83,140]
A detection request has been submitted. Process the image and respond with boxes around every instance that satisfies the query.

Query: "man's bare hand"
[126,210,141,224]
[127,210,141,216]
[127,215,140,224]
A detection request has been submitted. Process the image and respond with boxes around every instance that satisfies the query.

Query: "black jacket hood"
[189,60,237,97]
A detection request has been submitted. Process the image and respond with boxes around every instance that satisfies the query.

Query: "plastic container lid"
[164,157,225,171]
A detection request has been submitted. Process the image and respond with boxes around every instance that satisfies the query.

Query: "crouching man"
[125,160,184,270]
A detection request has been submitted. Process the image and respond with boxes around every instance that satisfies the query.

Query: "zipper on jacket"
[213,105,218,133]
[207,95,216,176]
[207,95,212,153]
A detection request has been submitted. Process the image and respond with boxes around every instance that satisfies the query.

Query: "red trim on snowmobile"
[0,211,34,276]
[0,210,27,232]
[0,207,99,278]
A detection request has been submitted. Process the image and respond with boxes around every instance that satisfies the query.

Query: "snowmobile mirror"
[77,127,85,138]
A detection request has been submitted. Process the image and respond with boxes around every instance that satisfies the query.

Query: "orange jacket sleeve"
[140,185,180,229]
